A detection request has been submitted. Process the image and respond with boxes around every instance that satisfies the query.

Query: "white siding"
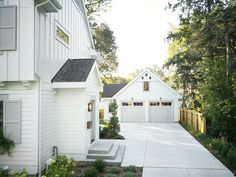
[85,69,100,148]
[0,0,34,81]
[0,82,39,174]
[55,89,87,160]
[40,81,56,171]
[35,0,94,82]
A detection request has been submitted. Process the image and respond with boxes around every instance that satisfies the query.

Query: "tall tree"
[85,0,119,78]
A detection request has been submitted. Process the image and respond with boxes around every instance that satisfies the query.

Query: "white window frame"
[55,20,70,48]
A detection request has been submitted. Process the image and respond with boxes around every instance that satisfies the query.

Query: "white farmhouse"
[0,0,102,174]
[100,69,182,122]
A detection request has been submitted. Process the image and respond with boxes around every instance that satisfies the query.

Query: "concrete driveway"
[119,123,235,177]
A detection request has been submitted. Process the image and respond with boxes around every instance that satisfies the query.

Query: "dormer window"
[144,81,149,91]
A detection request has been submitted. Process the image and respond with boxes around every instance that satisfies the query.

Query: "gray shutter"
[0,6,17,50]
[4,100,21,144]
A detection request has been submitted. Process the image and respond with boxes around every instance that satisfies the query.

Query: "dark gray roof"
[102,84,127,98]
[51,59,95,82]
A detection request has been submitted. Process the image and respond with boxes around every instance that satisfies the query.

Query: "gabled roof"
[51,59,95,82]
[113,69,181,98]
[102,84,127,98]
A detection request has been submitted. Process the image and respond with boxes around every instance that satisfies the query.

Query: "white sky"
[100,0,179,76]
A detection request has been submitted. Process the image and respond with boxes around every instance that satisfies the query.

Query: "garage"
[121,101,145,122]
[149,101,173,122]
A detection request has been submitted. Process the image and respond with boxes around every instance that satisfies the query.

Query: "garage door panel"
[121,106,145,122]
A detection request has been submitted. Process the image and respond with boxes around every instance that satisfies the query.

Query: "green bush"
[106,174,117,177]
[124,166,136,173]
[11,168,28,177]
[0,168,10,177]
[44,154,76,177]
[109,166,121,174]
[84,167,98,177]
[122,172,136,177]
[0,128,15,155]
[93,158,106,173]
[226,148,236,165]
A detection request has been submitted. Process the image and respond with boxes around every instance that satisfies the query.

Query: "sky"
[100,0,179,76]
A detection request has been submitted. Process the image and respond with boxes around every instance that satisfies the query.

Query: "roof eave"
[52,82,86,89]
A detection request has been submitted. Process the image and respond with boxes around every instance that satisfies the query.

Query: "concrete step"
[88,141,114,154]
[85,145,126,165]
[87,144,119,160]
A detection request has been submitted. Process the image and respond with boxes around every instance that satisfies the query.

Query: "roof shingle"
[102,84,127,98]
[51,59,95,82]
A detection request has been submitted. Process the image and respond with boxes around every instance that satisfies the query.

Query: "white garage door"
[149,101,173,122]
[121,101,145,122]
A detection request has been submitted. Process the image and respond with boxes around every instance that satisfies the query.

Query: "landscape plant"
[122,172,136,177]
[93,159,106,173]
[109,166,121,174]
[0,128,15,155]
[83,167,98,177]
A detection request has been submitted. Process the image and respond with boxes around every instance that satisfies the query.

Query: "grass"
[181,122,236,175]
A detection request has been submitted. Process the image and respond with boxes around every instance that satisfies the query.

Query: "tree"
[85,0,119,77]
[107,100,120,137]
[166,0,236,142]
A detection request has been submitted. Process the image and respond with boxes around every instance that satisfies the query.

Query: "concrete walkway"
[119,123,235,177]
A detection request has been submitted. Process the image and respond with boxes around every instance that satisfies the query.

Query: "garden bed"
[72,162,143,177]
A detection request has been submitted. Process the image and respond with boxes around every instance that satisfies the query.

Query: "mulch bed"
[72,162,143,177]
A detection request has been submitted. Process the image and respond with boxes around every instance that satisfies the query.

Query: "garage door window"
[161,102,172,106]
[133,102,143,106]
[150,102,160,106]
[122,102,132,106]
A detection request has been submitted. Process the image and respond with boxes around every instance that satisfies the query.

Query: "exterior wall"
[55,88,87,160]
[39,81,56,171]
[99,99,112,121]
[85,69,100,149]
[0,82,39,174]
[0,0,34,81]
[112,72,181,122]
[35,0,94,82]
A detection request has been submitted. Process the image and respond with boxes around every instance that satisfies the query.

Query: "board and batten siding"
[40,81,56,171]
[55,89,87,160]
[85,69,100,148]
[35,0,94,82]
[0,82,39,174]
[0,0,34,81]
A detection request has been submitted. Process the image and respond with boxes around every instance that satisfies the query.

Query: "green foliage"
[84,167,98,177]
[106,174,117,177]
[44,154,76,177]
[100,100,124,139]
[109,166,121,174]
[93,159,106,173]
[124,166,136,173]
[166,0,236,143]
[0,168,28,177]
[0,128,15,156]
[122,172,136,177]
[11,168,28,177]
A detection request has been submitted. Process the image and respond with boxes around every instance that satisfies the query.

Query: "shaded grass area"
[181,123,236,175]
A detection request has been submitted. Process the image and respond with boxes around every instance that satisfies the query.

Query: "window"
[55,21,70,47]
[108,103,112,113]
[150,102,160,106]
[161,102,172,106]
[122,102,132,106]
[0,6,17,51]
[133,102,143,106]
[0,100,21,144]
[143,81,149,91]
[0,101,3,128]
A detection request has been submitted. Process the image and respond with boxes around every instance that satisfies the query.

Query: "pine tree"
[107,99,120,137]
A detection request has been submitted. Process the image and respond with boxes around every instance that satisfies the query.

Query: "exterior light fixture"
[88,102,93,112]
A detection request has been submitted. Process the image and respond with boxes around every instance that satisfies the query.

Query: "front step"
[88,141,113,154]
[87,144,119,160]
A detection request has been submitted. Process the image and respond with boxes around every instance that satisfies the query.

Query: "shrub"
[109,166,121,174]
[124,166,136,173]
[11,168,28,177]
[226,148,236,165]
[0,168,10,177]
[122,172,136,177]
[93,159,106,172]
[84,167,98,177]
[0,128,15,155]
[45,154,76,177]
[106,174,117,177]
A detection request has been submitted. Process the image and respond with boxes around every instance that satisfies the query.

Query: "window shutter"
[0,6,17,50]
[4,100,21,144]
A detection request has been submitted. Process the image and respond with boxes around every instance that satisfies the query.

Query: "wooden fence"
[179,109,206,134]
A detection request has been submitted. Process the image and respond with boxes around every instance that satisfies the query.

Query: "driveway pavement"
[119,123,235,177]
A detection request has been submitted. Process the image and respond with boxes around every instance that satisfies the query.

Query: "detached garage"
[100,69,181,123]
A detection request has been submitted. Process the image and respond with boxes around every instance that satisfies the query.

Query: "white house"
[0,0,102,175]
[100,69,181,122]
